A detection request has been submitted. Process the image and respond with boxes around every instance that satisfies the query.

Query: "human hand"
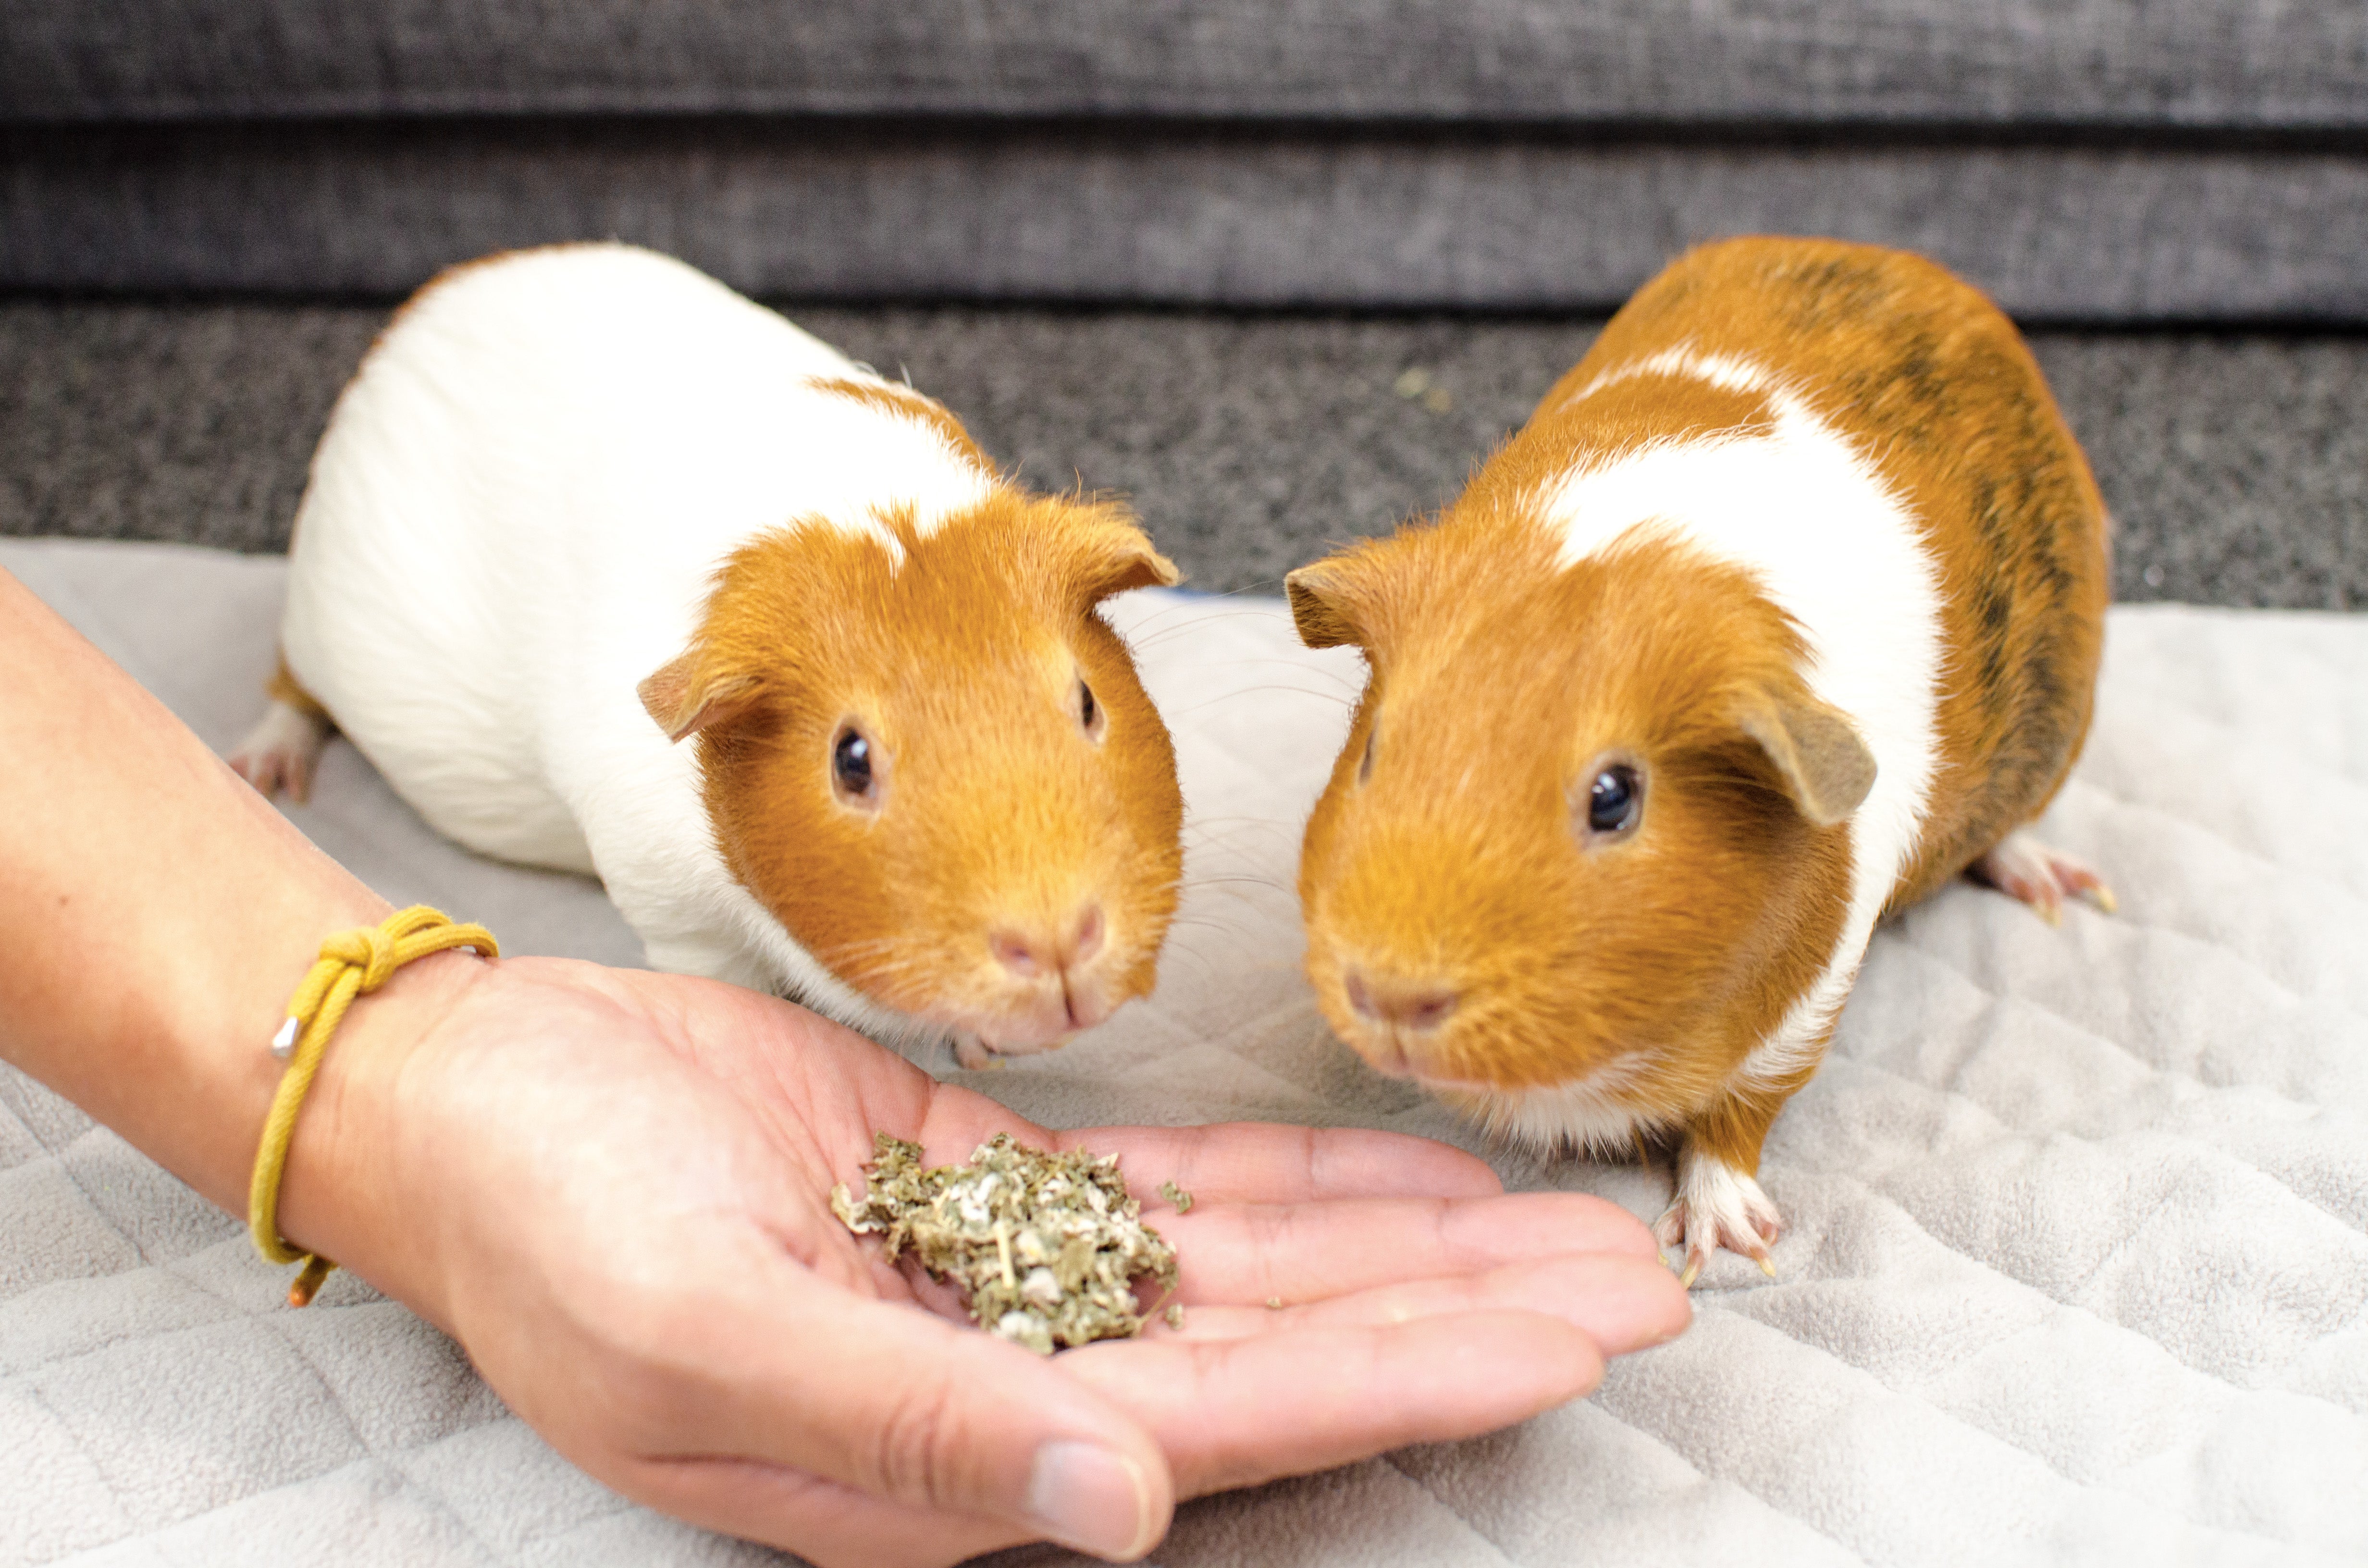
[288,955,1689,1567]
[0,564,1681,1564]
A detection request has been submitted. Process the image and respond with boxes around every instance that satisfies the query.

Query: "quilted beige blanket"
[4,539,2364,1567]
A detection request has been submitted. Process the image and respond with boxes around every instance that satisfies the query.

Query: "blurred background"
[3,0,2363,607]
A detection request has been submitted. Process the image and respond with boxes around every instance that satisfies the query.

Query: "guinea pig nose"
[991,905,1105,980]
[1343,969,1459,1033]
[1070,904,1106,966]
[990,930,1044,978]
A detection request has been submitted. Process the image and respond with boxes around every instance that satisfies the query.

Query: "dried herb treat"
[831,1132,1182,1354]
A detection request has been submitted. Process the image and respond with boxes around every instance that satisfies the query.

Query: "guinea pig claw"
[1651,1203,1686,1251]
[1658,1168,1785,1288]
[1671,1233,1775,1287]
[1974,831,2118,926]
[226,702,329,805]
[951,1030,997,1071]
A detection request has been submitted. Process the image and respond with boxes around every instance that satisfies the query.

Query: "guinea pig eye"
[1078,678,1105,741]
[1584,763,1643,838]
[831,726,879,807]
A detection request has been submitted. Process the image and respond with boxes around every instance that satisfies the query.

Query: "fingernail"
[1028,1440,1154,1560]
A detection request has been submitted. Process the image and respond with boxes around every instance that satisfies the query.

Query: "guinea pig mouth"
[952,1026,1077,1065]
[1331,1013,1530,1095]
[1334,1018,1451,1084]
[953,983,1118,1054]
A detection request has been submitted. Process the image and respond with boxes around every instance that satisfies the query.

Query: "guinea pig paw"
[1657,1164,1784,1288]
[950,1031,1000,1072]
[1973,831,2118,925]
[226,703,330,805]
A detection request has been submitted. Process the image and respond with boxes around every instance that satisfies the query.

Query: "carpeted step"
[6,2,2367,317]
[3,299,2358,609]
[9,0,2365,127]
[8,122,2366,320]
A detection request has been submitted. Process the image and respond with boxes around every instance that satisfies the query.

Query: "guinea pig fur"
[1286,237,2112,1284]
[229,243,1184,1062]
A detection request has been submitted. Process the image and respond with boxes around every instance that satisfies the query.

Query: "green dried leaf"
[1159,1180,1194,1213]
[835,1131,1182,1354]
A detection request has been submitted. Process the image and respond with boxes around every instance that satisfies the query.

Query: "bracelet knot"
[321,923,401,991]
[248,906,498,1306]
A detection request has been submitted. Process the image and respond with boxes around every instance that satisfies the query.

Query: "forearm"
[0,568,455,1269]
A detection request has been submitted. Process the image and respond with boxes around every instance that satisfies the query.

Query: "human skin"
[0,566,1689,1566]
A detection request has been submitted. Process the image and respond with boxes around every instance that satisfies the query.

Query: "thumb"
[586,1251,1176,1560]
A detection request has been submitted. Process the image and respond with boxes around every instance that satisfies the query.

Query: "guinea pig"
[229,242,1184,1065]
[1285,236,2112,1284]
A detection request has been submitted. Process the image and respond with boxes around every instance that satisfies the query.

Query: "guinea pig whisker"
[1192,650,1362,675]
[1176,875,1294,897]
[1157,917,1271,952]
[1123,603,1298,636]
[1147,947,1221,984]
[1181,815,1297,840]
[1119,607,1318,650]
[1166,686,1352,719]
[1179,844,1293,867]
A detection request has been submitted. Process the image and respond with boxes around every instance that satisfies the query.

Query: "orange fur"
[1551,238,2110,910]
[1292,236,2108,1207]
[264,652,329,722]
[810,378,994,470]
[1297,529,1851,1119]
[669,491,1184,1043]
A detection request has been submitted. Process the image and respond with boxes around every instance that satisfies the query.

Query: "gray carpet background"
[1,299,2359,611]
[16,0,2367,125]
[18,126,2368,323]
[5,0,2363,612]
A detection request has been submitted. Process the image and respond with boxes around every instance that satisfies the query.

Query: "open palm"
[346,956,1686,1566]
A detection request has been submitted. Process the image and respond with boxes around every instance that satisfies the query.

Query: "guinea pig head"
[1288,522,1873,1118]
[639,492,1184,1051]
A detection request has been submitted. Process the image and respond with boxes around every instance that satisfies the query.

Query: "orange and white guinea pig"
[1286,237,2113,1283]
[230,242,1184,1064]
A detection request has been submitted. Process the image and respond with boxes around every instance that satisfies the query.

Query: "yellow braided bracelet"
[248,905,497,1308]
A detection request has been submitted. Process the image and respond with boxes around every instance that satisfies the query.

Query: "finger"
[546,1241,1174,1563]
[1155,1251,1689,1356]
[1060,1310,1605,1499]
[1051,1122,1505,1205]
[1161,1190,1659,1307]
[620,1453,1027,1568]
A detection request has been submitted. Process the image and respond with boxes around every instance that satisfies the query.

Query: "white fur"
[1654,1143,1784,1268]
[1539,346,1946,1101]
[278,243,997,1046]
[227,699,329,796]
[1463,1051,1673,1157]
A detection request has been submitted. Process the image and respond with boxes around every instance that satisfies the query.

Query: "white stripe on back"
[1540,347,1945,1089]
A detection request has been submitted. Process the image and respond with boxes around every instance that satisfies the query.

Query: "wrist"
[273,945,492,1329]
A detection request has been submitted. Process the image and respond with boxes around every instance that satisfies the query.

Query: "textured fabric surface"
[6,0,2366,126]
[4,539,2367,1567]
[10,122,2368,320]
[2,299,2361,611]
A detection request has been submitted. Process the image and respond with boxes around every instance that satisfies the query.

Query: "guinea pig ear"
[1064,510,1181,606]
[1733,686,1878,827]
[638,648,761,744]
[1283,560,1369,650]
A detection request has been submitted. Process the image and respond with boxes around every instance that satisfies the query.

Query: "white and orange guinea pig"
[1286,236,2114,1284]
[229,242,1184,1065]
